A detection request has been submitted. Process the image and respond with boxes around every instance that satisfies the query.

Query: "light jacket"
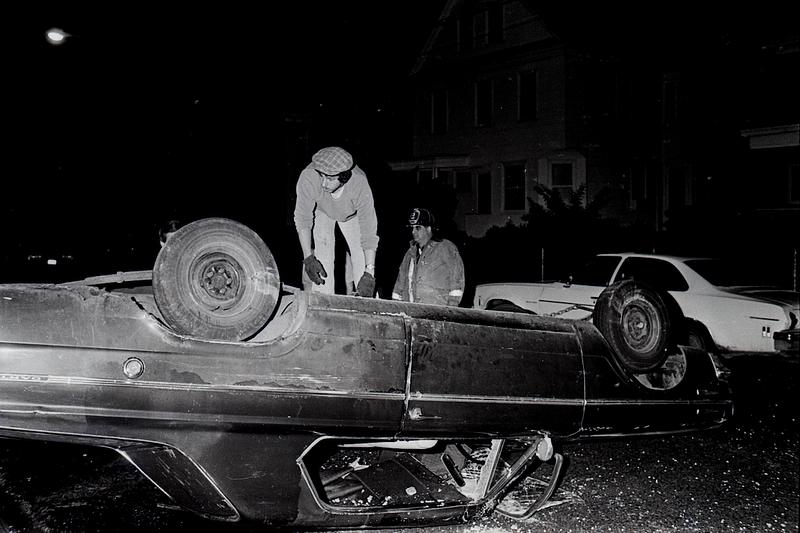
[293,164,379,251]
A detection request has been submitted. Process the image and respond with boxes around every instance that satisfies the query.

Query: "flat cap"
[311,147,353,175]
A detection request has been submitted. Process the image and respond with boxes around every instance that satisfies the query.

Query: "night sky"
[5,2,444,279]
[3,2,796,282]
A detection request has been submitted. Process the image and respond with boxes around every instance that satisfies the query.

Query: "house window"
[439,18,459,54]
[518,70,538,121]
[437,169,452,186]
[551,162,573,199]
[431,89,448,134]
[668,166,686,210]
[631,164,646,201]
[477,172,492,214]
[475,79,492,127]
[458,4,502,51]
[456,170,472,193]
[503,163,526,210]
[458,15,472,52]
[488,4,503,44]
[473,10,488,48]
[663,80,678,126]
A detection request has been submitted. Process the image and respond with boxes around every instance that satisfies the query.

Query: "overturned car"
[0,218,733,528]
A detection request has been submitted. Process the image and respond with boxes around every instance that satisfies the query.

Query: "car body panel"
[403,311,585,437]
[0,278,733,528]
[474,282,547,312]
[671,289,790,353]
[473,253,799,356]
[535,282,598,319]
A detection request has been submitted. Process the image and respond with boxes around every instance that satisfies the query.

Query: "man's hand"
[303,255,327,285]
[356,272,375,297]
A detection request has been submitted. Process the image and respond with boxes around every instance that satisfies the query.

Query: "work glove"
[356,272,376,297]
[303,255,327,285]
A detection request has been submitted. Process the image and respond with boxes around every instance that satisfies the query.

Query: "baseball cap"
[311,147,353,176]
[408,208,435,227]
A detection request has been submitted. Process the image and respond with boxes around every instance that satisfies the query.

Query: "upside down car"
[0,218,733,529]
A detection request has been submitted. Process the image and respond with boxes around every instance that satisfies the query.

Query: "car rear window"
[616,257,689,292]
[684,258,771,287]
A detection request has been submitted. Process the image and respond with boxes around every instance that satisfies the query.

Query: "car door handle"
[408,407,442,421]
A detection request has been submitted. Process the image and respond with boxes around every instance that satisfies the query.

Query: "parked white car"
[473,253,799,356]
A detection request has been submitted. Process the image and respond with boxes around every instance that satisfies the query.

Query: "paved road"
[1,355,797,532]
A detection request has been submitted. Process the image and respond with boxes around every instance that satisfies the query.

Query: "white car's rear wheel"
[686,321,717,354]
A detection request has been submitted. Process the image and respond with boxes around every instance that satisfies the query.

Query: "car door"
[537,255,622,319]
[400,310,585,438]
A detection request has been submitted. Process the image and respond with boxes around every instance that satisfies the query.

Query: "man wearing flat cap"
[392,208,464,306]
[293,146,378,297]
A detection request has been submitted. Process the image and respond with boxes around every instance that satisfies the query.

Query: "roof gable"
[411,0,559,75]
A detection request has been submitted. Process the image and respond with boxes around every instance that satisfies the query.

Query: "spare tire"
[153,218,280,341]
[593,279,680,373]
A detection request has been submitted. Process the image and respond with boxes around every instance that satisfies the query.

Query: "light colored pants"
[302,211,364,295]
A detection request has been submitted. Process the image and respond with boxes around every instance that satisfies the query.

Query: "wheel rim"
[190,252,244,311]
[621,301,660,354]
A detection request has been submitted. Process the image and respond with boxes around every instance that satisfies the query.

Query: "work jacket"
[392,238,465,306]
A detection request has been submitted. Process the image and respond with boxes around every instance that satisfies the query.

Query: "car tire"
[593,279,680,373]
[153,218,281,341]
[686,321,717,354]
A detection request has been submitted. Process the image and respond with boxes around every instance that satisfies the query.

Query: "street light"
[45,28,70,46]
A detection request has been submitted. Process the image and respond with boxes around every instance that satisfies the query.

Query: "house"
[389,0,647,237]
[389,0,800,243]
[737,36,800,226]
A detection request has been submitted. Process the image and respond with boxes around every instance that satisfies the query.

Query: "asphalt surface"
[1,355,797,533]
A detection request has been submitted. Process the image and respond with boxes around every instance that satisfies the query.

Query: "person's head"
[407,208,435,248]
[311,146,354,194]
[159,219,182,247]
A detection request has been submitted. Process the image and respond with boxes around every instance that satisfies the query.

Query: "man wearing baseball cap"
[293,146,378,297]
[392,208,464,306]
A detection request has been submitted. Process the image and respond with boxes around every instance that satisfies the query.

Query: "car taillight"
[790,312,797,330]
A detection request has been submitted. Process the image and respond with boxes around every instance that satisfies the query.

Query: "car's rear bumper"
[774,328,799,356]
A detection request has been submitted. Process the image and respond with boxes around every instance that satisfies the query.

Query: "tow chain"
[544,304,595,321]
